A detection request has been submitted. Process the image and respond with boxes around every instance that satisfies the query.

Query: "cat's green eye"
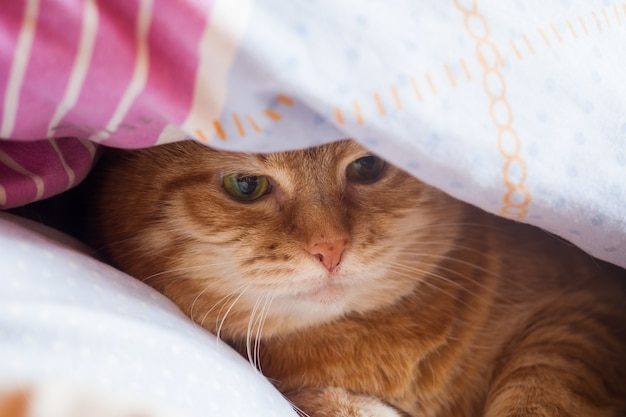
[222,174,272,202]
[346,155,386,183]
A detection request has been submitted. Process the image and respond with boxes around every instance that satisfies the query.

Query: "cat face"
[96,139,464,338]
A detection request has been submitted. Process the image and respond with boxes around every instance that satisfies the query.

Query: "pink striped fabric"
[0,0,213,209]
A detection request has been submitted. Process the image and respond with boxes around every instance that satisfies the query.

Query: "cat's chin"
[296,282,347,304]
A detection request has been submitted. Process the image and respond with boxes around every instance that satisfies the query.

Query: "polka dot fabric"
[0,213,297,417]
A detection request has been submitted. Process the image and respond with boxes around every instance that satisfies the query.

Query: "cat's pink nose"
[307,238,349,272]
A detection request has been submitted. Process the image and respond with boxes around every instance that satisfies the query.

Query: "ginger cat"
[87,139,626,417]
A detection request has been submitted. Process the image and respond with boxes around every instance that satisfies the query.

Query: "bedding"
[0,212,297,417]
[0,0,625,415]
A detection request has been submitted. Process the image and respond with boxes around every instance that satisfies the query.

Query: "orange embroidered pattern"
[454,0,531,220]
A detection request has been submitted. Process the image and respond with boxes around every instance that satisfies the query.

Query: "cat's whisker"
[139,259,241,283]
[412,259,506,294]
[396,252,502,285]
[392,241,503,264]
[198,287,235,329]
[386,263,489,316]
[283,396,312,417]
[192,281,249,325]
[213,283,252,342]
[393,232,489,244]
[394,242,489,259]
[189,283,214,324]
[392,261,491,303]
[245,294,269,371]
[246,295,265,367]
[293,404,312,417]
[254,295,274,373]
[393,250,530,291]
[387,266,466,307]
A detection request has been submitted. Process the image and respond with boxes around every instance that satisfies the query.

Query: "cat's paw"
[287,386,404,417]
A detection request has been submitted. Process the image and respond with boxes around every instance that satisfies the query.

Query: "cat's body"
[87,139,626,417]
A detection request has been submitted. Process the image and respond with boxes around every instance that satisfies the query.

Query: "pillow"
[0,212,297,417]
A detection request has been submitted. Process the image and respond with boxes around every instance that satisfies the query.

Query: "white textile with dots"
[0,213,297,417]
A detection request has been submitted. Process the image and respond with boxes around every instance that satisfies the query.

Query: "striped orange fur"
[87,139,626,417]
